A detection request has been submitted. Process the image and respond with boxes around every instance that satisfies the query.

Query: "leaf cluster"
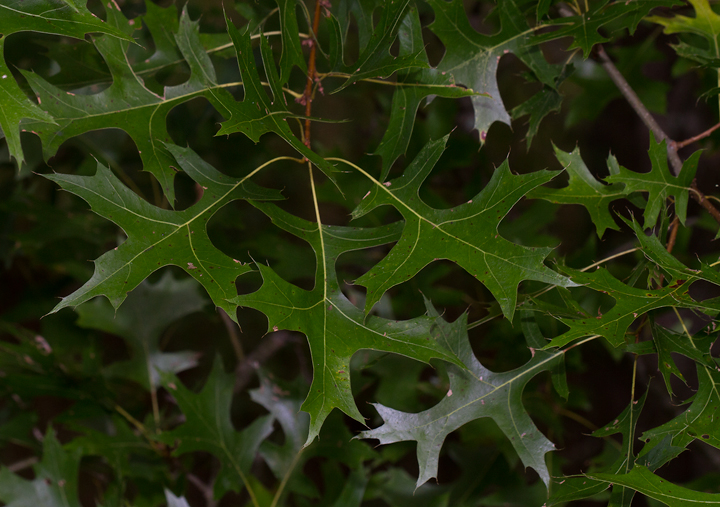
[2,0,720,505]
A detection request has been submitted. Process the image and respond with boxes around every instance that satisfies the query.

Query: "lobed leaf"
[605,135,700,229]
[545,266,720,348]
[528,145,629,238]
[533,0,682,58]
[159,358,275,499]
[231,200,464,444]
[44,145,282,318]
[353,134,575,322]
[426,0,560,142]
[359,301,562,488]
[0,0,133,168]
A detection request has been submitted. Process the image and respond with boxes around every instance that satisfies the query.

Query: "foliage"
[3,0,720,505]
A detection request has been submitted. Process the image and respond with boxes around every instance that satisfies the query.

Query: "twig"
[300,0,324,148]
[672,122,720,150]
[234,331,302,393]
[219,308,244,363]
[188,473,218,507]
[595,46,720,225]
[7,456,38,473]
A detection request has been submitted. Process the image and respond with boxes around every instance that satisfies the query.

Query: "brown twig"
[672,122,720,150]
[300,0,325,148]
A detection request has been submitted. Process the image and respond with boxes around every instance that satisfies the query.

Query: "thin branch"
[234,331,302,393]
[7,456,38,473]
[672,122,720,150]
[188,473,218,507]
[219,308,244,363]
[594,46,720,225]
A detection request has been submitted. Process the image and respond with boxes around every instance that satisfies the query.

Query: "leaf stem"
[270,447,304,507]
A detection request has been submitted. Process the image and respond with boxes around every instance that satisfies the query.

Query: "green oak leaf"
[651,320,716,397]
[641,363,720,455]
[510,85,564,150]
[426,0,560,142]
[352,134,575,322]
[22,6,236,204]
[624,216,720,288]
[359,302,563,488]
[0,0,133,168]
[0,427,82,507]
[230,200,463,445]
[647,0,720,70]
[605,135,700,229]
[549,390,649,506]
[44,144,282,319]
[588,465,720,506]
[528,145,629,238]
[372,4,482,181]
[545,266,720,348]
[159,358,275,500]
[533,0,682,58]
[75,272,206,391]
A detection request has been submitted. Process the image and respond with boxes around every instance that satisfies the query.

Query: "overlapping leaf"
[159,359,274,499]
[548,390,649,506]
[588,465,720,506]
[359,301,562,488]
[545,266,720,348]
[646,0,720,69]
[352,135,574,322]
[372,5,482,181]
[534,0,682,57]
[0,0,133,167]
[216,14,340,184]
[22,3,331,203]
[230,200,463,444]
[641,363,720,455]
[426,0,560,142]
[44,144,282,318]
[528,145,628,238]
[330,0,429,92]
[605,135,699,229]
[21,5,231,204]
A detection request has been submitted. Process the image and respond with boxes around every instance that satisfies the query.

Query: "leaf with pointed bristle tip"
[352,134,575,322]
[359,300,562,489]
[44,145,282,320]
